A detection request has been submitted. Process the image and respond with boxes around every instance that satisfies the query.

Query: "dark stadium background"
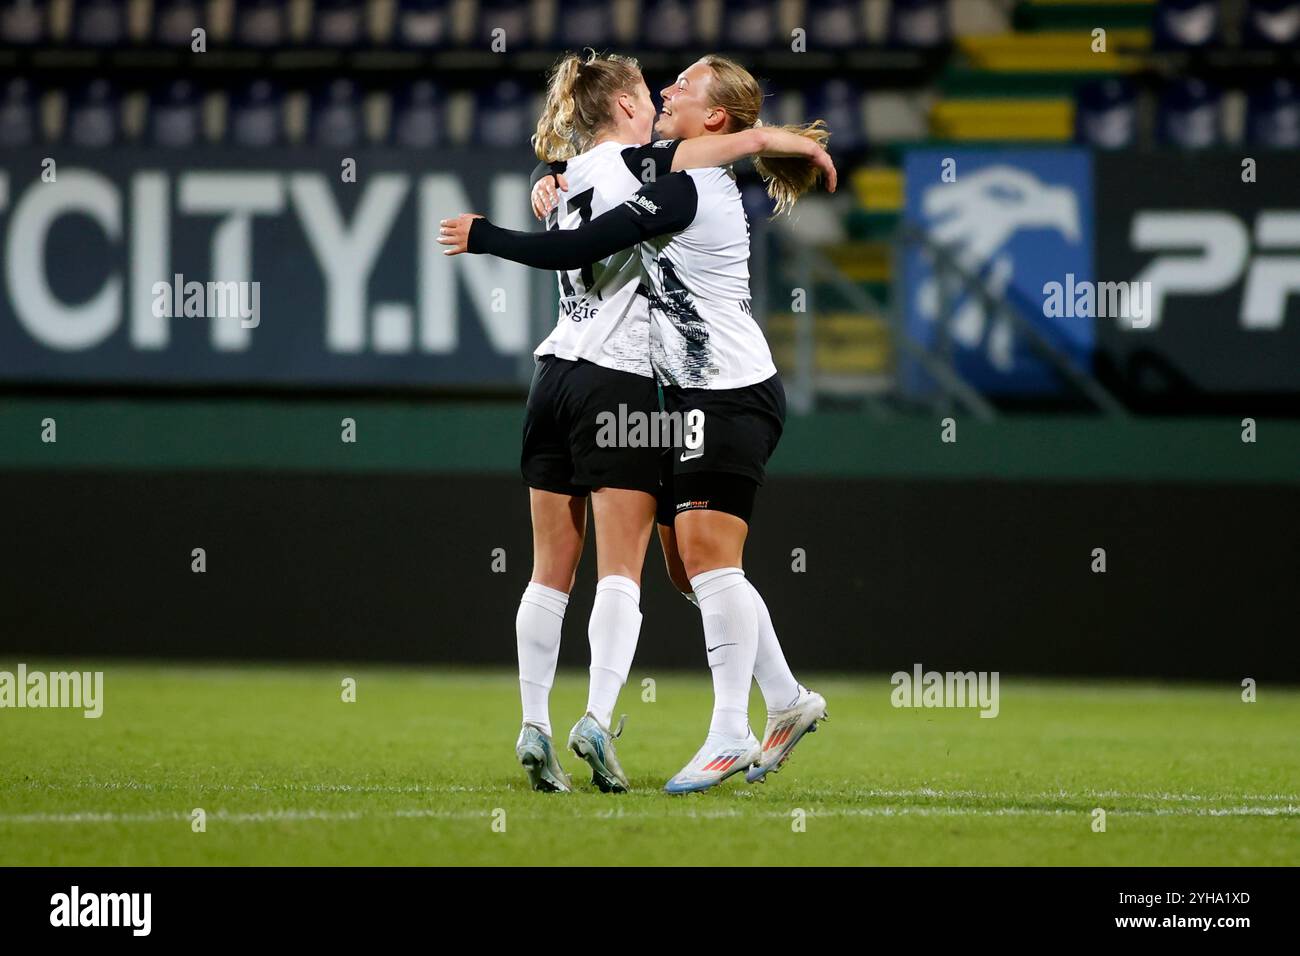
[2,0,1298,682]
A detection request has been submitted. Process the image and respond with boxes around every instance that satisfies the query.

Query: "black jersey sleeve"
[529,159,568,190]
[620,139,681,184]
[467,172,699,271]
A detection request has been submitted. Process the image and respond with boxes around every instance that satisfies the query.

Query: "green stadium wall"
[2,400,1297,681]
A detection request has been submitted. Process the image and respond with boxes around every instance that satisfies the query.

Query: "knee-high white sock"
[586,575,642,730]
[691,567,758,739]
[516,582,569,737]
[749,581,801,714]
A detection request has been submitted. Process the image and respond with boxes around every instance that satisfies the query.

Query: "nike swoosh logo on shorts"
[680,447,704,462]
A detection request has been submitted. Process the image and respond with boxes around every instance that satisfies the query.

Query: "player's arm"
[669,129,837,192]
[530,160,569,220]
[441,173,699,270]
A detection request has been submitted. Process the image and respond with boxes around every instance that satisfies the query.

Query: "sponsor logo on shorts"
[676,498,710,513]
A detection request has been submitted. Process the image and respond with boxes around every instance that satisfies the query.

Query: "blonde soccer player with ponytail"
[442,55,833,794]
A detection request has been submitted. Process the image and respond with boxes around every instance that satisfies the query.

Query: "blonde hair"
[532,50,643,163]
[700,54,830,216]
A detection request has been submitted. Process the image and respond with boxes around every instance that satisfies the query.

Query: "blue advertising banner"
[0,149,543,389]
[901,148,1095,396]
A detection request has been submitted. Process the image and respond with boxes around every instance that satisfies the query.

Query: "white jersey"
[634,167,778,390]
[532,139,681,378]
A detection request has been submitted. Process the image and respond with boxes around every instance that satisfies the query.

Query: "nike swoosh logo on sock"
[706,643,737,653]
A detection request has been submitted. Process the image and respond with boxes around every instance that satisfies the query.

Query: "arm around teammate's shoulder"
[667,129,836,194]
[438,173,698,268]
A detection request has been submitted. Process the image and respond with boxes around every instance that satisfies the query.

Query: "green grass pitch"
[1,662,1296,866]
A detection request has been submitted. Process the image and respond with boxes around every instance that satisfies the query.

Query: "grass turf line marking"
[1,805,1296,825]
[8,782,1299,804]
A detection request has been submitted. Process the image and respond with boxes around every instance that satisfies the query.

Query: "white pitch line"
[10,782,1300,803]
[0,805,1296,825]
[800,787,1300,804]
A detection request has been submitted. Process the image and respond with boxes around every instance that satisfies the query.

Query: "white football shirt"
[532,139,680,377]
[636,167,778,390]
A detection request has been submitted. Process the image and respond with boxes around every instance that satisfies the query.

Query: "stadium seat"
[393,0,452,48]
[851,166,903,215]
[149,78,204,148]
[806,0,862,50]
[1,0,47,45]
[721,0,777,50]
[313,0,367,47]
[70,0,128,46]
[227,78,284,147]
[887,0,950,48]
[65,78,120,147]
[549,0,616,49]
[638,0,695,50]
[806,79,867,155]
[768,311,892,379]
[476,0,533,50]
[390,80,444,149]
[1158,77,1221,148]
[1153,0,1220,49]
[1246,77,1300,148]
[1074,77,1138,150]
[956,30,1149,73]
[154,0,204,46]
[473,79,532,147]
[0,77,40,147]
[310,78,366,148]
[931,97,1073,141]
[1242,0,1300,48]
[232,0,289,47]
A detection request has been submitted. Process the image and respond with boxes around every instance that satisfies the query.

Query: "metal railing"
[760,222,1130,419]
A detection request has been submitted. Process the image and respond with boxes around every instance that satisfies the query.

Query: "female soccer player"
[441,55,831,794]
[486,51,835,794]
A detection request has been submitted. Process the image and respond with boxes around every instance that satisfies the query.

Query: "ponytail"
[753,120,831,216]
[533,54,583,162]
[532,50,643,163]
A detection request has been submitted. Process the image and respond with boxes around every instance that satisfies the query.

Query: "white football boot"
[516,723,572,793]
[746,687,828,783]
[568,713,630,793]
[663,730,762,794]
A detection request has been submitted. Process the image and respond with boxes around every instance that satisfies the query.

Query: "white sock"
[516,582,568,737]
[586,575,642,730]
[749,581,802,714]
[690,567,758,739]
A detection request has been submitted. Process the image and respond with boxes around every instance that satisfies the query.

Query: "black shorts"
[656,373,787,526]
[521,355,661,498]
